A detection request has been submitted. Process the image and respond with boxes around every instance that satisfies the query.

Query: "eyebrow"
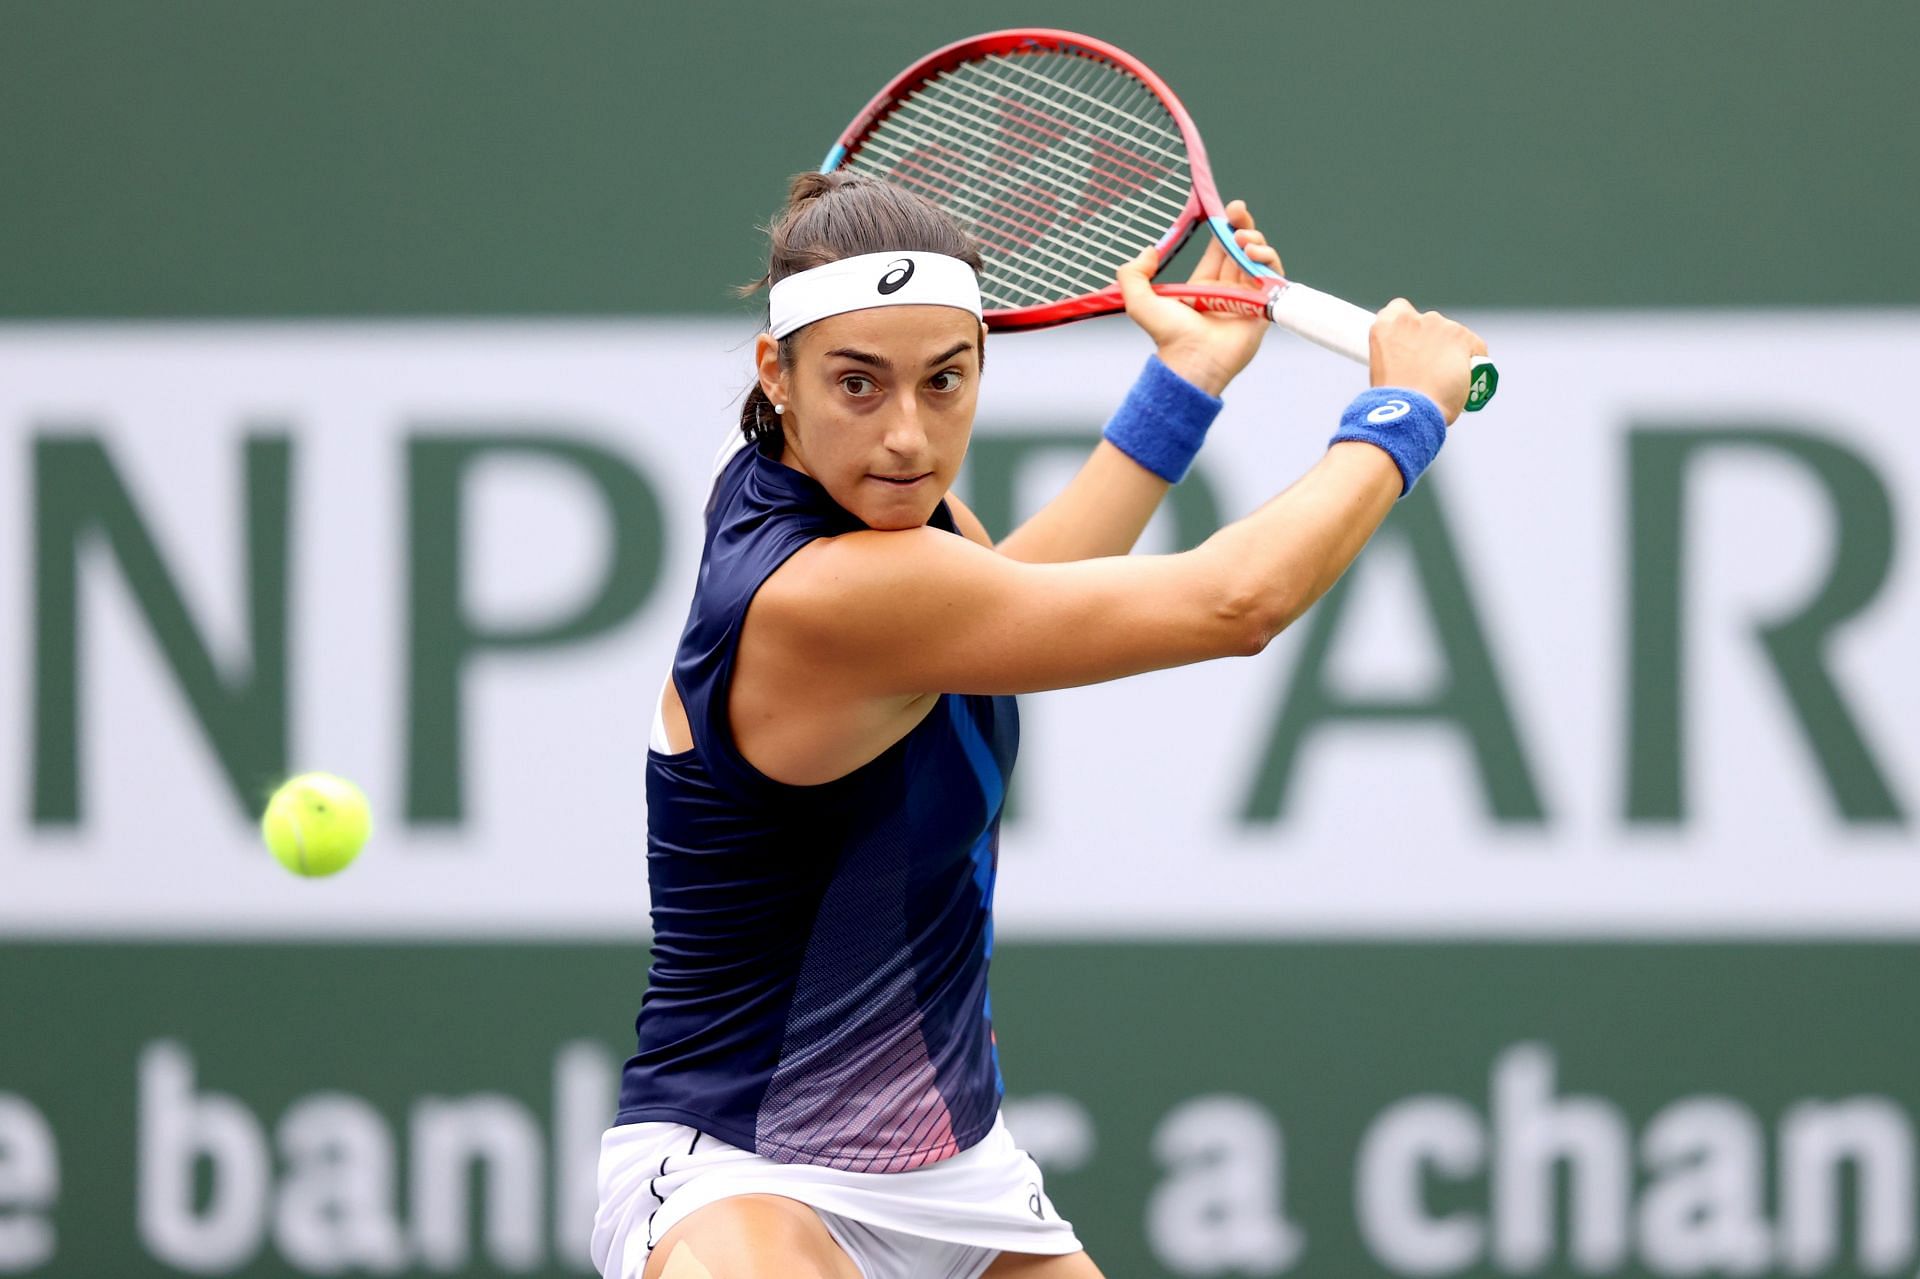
[824,340,975,371]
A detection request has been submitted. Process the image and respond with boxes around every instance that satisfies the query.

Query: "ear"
[754,333,786,407]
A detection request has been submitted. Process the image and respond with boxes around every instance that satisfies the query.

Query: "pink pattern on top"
[756,949,962,1171]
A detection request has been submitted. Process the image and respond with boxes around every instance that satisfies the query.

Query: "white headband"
[767,251,982,340]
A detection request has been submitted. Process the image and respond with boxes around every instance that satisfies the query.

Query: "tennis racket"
[822,28,1497,412]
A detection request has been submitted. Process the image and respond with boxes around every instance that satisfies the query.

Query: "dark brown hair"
[740,171,983,446]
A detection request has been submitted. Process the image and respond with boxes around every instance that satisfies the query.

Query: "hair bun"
[785,170,870,208]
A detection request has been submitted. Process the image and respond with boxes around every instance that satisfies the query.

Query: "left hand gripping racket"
[822,28,1497,411]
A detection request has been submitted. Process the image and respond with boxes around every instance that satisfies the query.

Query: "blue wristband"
[1329,387,1447,496]
[1101,355,1224,484]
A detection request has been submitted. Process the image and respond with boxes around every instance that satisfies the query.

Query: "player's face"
[769,307,984,531]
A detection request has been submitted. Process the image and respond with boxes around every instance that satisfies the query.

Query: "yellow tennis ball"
[262,772,372,878]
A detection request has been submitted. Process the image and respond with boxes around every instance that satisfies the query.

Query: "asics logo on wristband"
[876,259,916,294]
[1366,399,1412,424]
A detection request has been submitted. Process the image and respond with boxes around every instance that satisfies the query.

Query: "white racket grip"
[1264,280,1375,365]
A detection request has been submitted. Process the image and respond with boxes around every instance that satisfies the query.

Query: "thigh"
[640,1194,863,1279]
[982,1250,1106,1279]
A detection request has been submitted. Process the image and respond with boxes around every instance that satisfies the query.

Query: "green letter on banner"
[1241,480,1545,824]
[1626,427,1903,823]
[406,434,665,823]
[32,433,290,823]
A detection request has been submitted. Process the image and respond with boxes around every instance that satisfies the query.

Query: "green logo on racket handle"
[1465,357,1498,413]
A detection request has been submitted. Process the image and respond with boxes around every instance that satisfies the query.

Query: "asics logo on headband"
[877,259,915,295]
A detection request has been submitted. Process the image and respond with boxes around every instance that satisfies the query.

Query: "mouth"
[870,472,933,489]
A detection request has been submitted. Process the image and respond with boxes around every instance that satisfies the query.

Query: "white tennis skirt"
[592,1111,1084,1278]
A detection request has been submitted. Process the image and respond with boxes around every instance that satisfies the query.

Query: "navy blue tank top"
[617,439,1018,1173]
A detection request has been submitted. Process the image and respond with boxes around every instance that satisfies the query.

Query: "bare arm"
[761,440,1399,696]
[757,300,1484,699]
[989,201,1279,565]
[986,439,1172,564]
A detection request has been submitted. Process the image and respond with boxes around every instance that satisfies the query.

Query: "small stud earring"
[773,403,786,415]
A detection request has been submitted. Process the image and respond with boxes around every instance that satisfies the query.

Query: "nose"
[880,394,930,457]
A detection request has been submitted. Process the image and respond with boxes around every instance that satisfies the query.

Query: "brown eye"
[929,370,962,392]
[841,375,877,396]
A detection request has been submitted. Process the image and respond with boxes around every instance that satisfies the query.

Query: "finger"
[1117,245,1161,309]
[1242,242,1282,272]
[1233,228,1284,272]
[1234,230,1274,255]
[1195,230,1262,290]
[1223,198,1253,230]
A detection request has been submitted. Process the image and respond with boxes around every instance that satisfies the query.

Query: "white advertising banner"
[0,316,1914,938]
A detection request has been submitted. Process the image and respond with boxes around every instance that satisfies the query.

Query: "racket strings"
[959,52,1191,291]
[860,116,1172,308]
[903,75,1189,255]
[941,62,1187,212]
[854,129,1128,306]
[919,55,1186,298]
[846,49,1192,311]
[856,144,1098,306]
[853,130,1105,308]
[969,55,1186,168]
[897,84,1184,238]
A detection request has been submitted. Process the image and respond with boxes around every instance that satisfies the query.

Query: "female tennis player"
[592,172,1485,1279]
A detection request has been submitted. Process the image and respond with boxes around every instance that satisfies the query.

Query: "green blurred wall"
[3,1,1915,319]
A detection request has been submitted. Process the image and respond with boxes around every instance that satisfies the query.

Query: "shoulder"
[758,490,998,624]
[760,524,978,613]
[749,521,1010,653]
[944,494,995,549]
